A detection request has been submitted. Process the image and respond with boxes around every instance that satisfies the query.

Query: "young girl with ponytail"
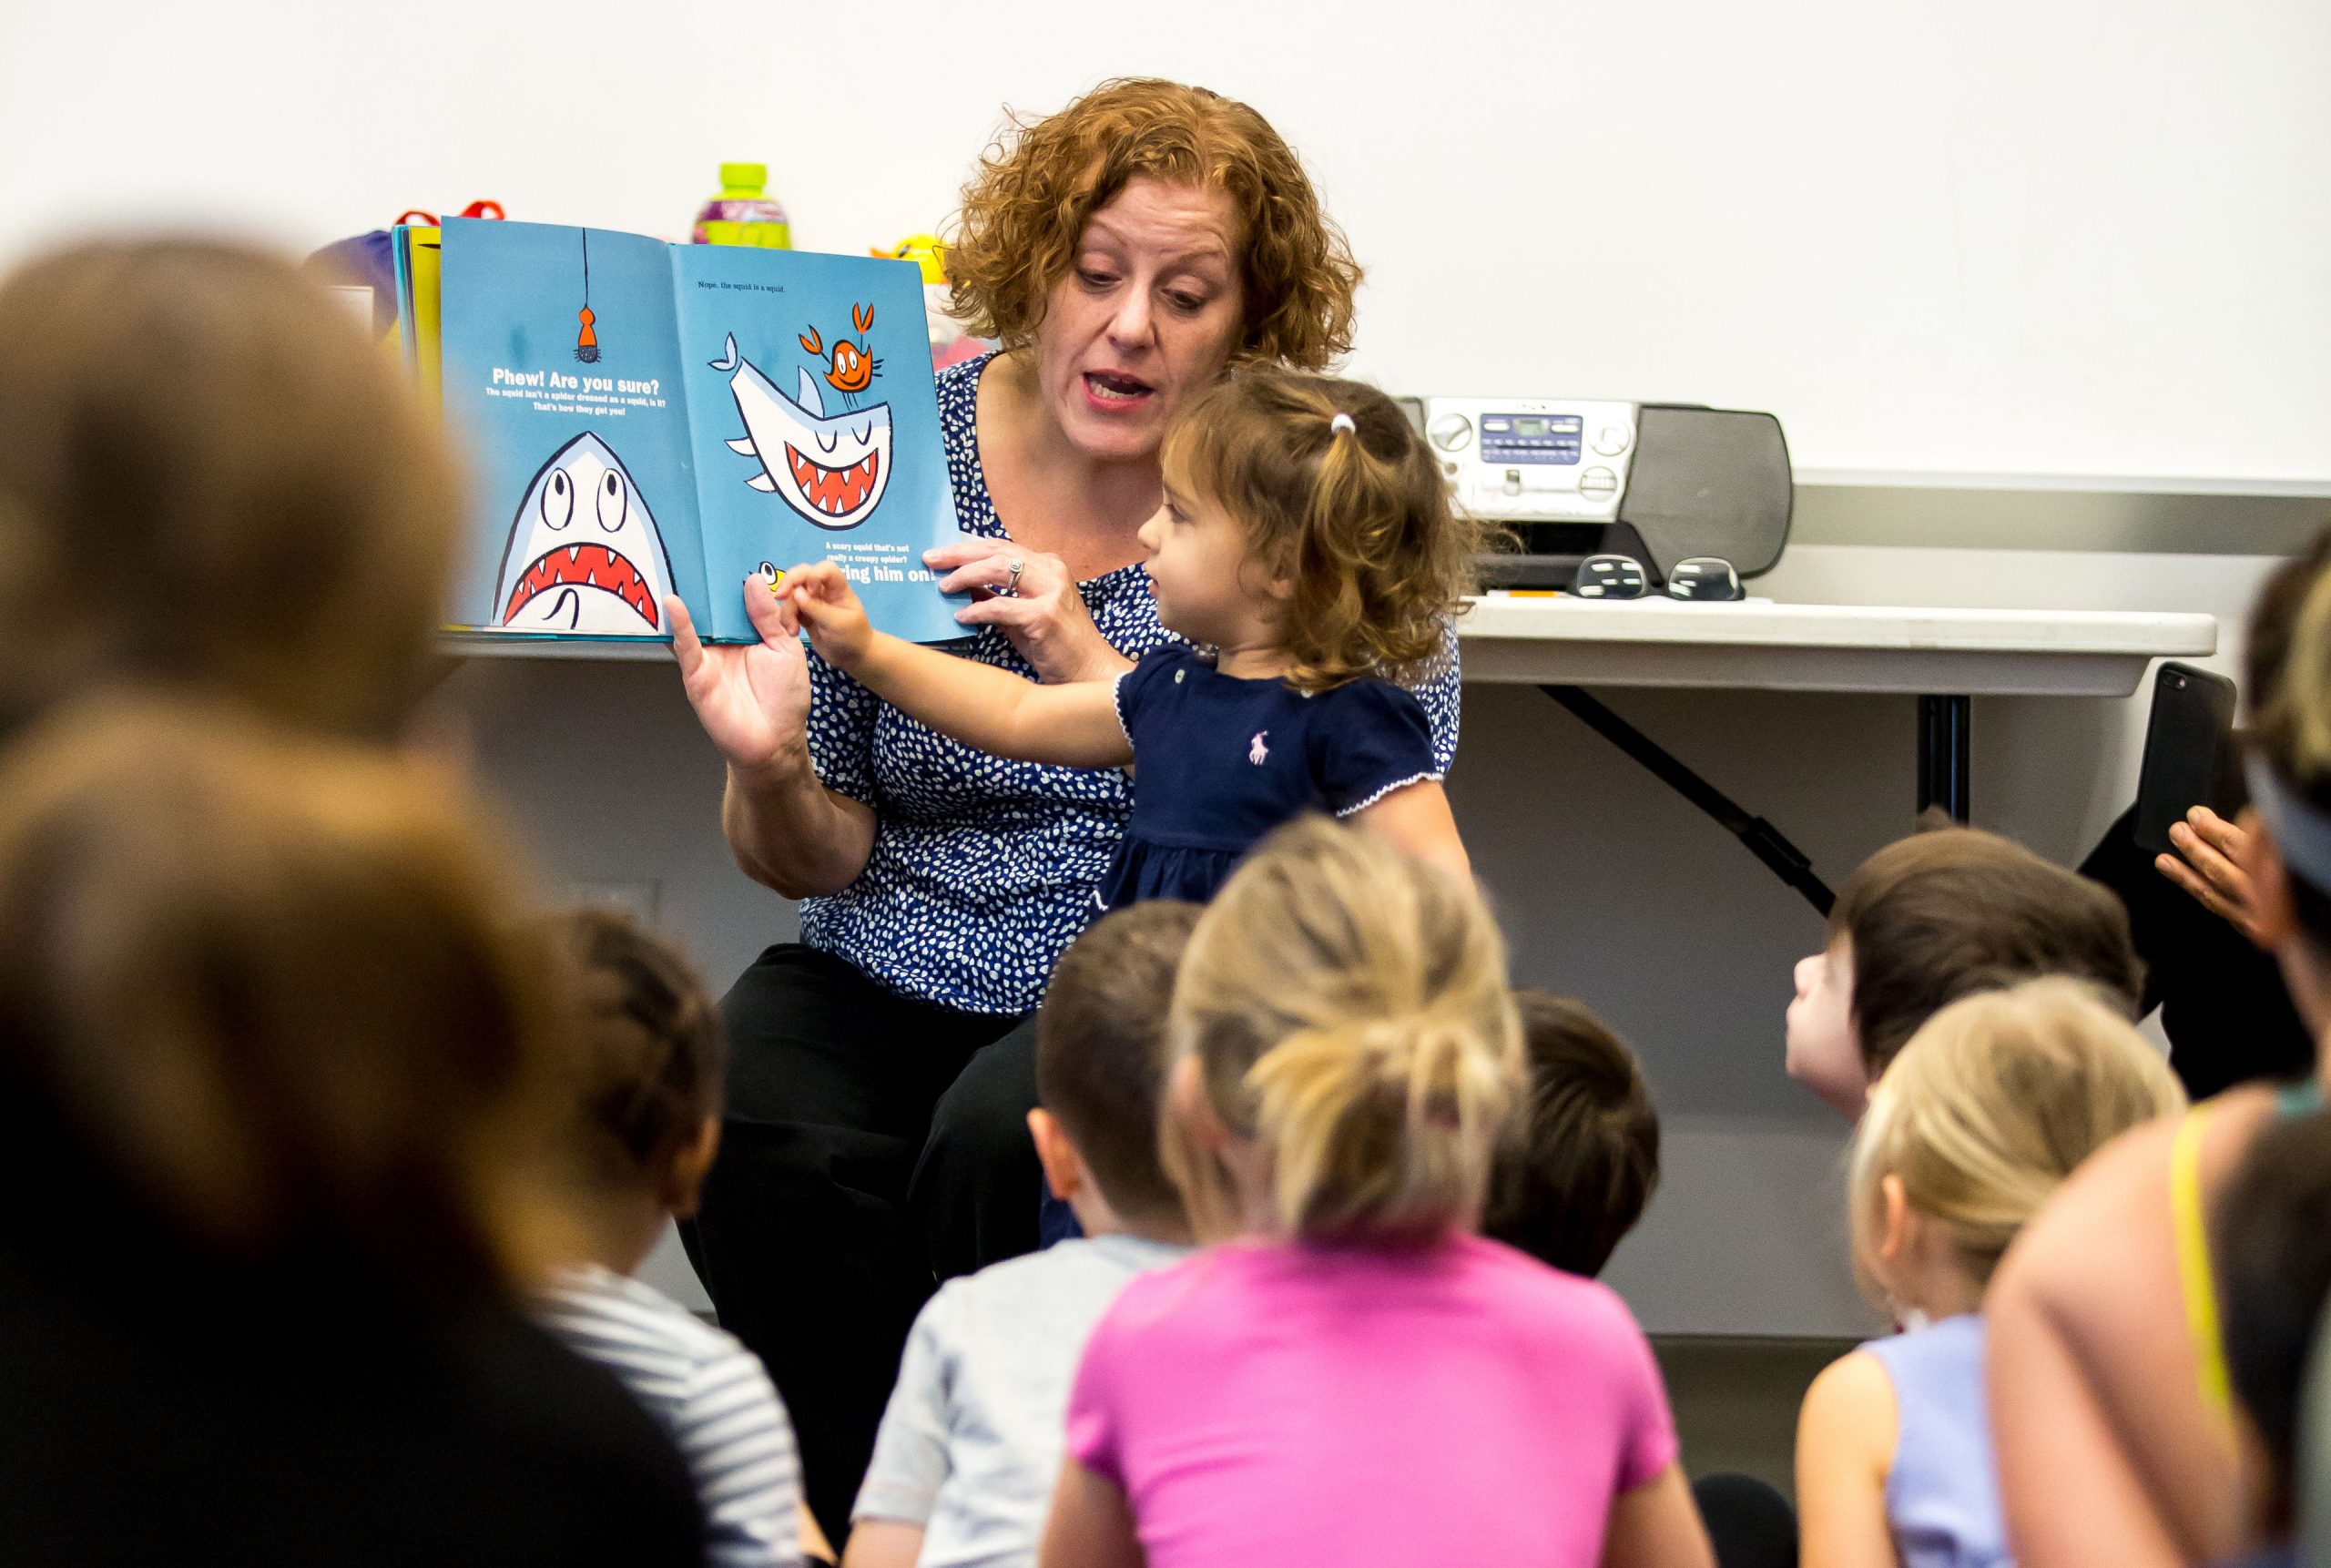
[1037,819,1711,1568]
[780,369,1476,901]
[1794,979,2184,1568]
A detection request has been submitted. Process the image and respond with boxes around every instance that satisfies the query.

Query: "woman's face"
[1032,177,1247,463]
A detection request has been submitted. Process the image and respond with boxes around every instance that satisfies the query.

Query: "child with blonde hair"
[1795,978,2186,1568]
[1036,818,1710,1568]
[780,369,1476,901]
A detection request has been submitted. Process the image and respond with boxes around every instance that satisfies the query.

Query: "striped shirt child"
[540,1263,803,1568]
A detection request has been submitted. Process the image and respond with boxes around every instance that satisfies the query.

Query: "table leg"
[1918,695,1971,823]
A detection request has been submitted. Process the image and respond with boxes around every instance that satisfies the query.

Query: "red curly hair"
[946,78,1360,370]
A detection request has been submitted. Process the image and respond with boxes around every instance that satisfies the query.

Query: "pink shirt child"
[1065,1232,1678,1566]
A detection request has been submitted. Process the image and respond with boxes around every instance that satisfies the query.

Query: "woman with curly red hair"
[671,79,1466,1542]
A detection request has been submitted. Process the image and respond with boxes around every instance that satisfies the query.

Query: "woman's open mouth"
[1083,370,1155,409]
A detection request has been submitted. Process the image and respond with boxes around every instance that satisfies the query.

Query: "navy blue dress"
[1097,645,1443,911]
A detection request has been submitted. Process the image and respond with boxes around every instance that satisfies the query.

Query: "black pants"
[2081,805,2314,1099]
[682,944,1040,1545]
[1693,1473,1797,1568]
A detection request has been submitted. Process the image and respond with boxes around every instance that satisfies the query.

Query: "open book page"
[671,245,967,645]
[439,219,709,638]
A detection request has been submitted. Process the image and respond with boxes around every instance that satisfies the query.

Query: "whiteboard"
[3,0,2326,482]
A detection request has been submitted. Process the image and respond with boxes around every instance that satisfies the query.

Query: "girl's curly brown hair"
[946,78,1359,370]
[1164,369,1481,693]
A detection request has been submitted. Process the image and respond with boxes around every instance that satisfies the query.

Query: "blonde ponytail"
[1847,976,2185,1298]
[1166,815,1520,1246]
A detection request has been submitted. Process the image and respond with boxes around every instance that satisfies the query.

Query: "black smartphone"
[2134,662,2243,857]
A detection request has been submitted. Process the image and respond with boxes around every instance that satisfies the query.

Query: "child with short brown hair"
[1786,823,2144,1116]
[1484,991,1662,1278]
[845,902,1199,1568]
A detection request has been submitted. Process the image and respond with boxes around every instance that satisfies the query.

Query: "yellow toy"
[870,234,947,284]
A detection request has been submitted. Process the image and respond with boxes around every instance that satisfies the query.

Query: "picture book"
[433,217,966,645]
[392,225,442,409]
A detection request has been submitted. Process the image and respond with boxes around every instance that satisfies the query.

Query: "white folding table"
[1461,595,2216,808]
[1454,596,2219,908]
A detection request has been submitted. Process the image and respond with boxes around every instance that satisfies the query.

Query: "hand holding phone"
[2155,806,2261,941]
[2133,663,2241,858]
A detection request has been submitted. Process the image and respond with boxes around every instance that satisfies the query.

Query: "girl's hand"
[783,561,876,673]
[2155,806,2260,942]
[668,580,811,779]
[924,538,1127,684]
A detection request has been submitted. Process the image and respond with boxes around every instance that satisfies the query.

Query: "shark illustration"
[709,333,892,530]
[493,433,675,634]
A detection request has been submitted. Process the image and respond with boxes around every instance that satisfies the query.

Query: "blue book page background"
[670,246,966,644]
[440,219,707,638]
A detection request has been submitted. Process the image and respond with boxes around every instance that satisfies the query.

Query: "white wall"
[5,0,2329,480]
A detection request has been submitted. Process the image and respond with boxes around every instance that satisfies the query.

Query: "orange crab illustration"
[799,302,882,401]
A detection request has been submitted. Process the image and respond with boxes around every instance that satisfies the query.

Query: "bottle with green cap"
[691,163,791,249]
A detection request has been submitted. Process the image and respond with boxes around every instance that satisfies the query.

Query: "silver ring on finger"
[1002,555,1026,596]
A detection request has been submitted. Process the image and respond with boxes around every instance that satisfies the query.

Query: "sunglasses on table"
[1569,554,1744,602]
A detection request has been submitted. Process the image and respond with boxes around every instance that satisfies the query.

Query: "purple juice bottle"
[692,163,791,249]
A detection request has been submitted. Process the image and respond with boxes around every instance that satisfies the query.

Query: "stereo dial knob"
[1428,412,1473,453]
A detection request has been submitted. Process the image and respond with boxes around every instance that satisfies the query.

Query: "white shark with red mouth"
[710,333,891,530]
[493,433,675,635]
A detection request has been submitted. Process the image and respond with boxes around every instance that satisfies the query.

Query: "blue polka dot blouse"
[797,352,1464,1016]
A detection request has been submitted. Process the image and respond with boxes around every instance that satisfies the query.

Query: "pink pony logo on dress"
[1248,731,1269,765]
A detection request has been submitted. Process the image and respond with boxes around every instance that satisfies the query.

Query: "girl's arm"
[839,1521,918,1568]
[787,562,1132,769]
[800,1503,839,1566]
[1598,1462,1715,1568]
[1037,1459,1147,1568]
[1352,780,1471,884]
[1794,1350,1899,1568]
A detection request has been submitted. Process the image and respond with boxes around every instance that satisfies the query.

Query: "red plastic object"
[392,201,506,227]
